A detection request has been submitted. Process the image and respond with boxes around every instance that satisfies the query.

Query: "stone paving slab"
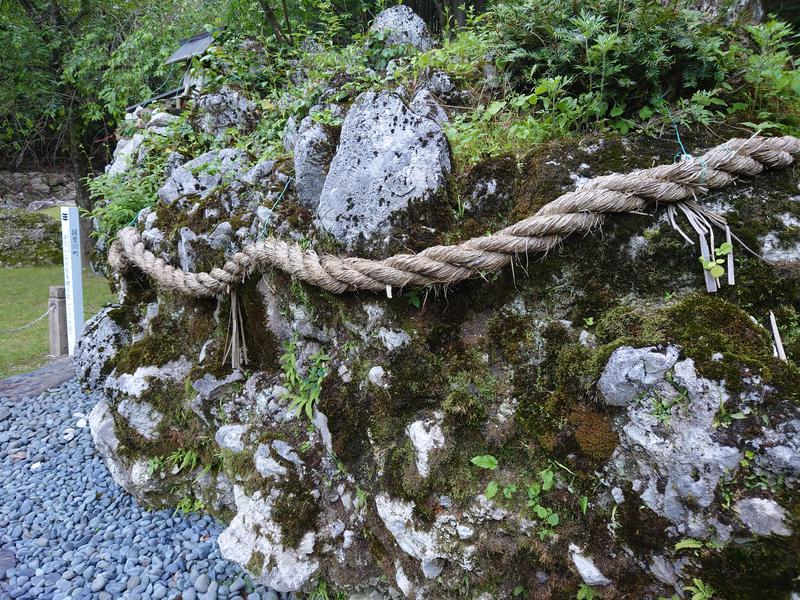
[0,358,74,402]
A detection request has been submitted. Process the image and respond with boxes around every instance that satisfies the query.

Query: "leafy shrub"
[488,0,727,116]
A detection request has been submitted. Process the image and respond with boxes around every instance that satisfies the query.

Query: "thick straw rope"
[109,136,800,297]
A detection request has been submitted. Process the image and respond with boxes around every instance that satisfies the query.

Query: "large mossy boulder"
[0,208,61,267]
[82,116,800,599]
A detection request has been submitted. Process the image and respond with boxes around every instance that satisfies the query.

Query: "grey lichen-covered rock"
[218,486,320,592]
[410,89,448,125]
[693,0,764,23]
[734,497,793,536]
[74,307,131,391]
[89,400,160,498]
[755,418,800,485]
[315,91,451,250]
[598,345,680,406]
[369,5,434,51]
[422,70,468,105]
[157,148,247,205]
[293,119,337,209]
[117,397,164,440]
[107,134,144,176]
[177,227,198,271]
[194,86,256,136]
[608,354,743,537]
[242,160,277,186]
[215,424,250,453]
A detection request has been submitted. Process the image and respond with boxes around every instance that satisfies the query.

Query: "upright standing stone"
[369,5,435,51]
[314,91,451,251]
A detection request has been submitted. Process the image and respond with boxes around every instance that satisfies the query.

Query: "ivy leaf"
[540,468,554,491]
[715,242,733,256]
[471,455,498,470]
[485,481,499,499]
[503,483,517,499]
[709,264,725,278]
[528,483,541,498]
[547,512,560,526]
[535,505,548,518]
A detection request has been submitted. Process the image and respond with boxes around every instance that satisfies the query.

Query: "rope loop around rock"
[110,135,800,298]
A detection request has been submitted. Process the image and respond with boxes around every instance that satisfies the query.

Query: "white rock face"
[368,366,388,388]
[378,327,411,352]
[107,134,144,176]
[254,443,288,479]
[103,358,192,441]
[106,359,192,400]
[406,412,445,478]
[218,486,320,592]
[315,91,451,251]
[215,424,249,453]
[568,544,612,586]
[608,355,744,537]
[394,561,413,597]
[89,400,159,498]
[369,6,434,51]
[759,213,800,262]
[598,345,680,406]
[117,398,164,440]
[146,111,179,129]
[375,494,444,579]
[735,498,792,536]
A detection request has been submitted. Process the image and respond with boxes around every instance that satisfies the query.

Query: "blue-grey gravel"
[0,380,291,600]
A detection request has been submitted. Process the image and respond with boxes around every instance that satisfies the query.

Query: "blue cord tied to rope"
[664,102,708,183]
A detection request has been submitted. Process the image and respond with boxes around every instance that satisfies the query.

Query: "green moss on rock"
[0,209,61,267]
[273,472,321,549]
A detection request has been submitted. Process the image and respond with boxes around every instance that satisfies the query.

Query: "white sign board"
[60,207,84,354]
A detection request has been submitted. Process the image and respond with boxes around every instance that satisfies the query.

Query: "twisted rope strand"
[110,136,800,297]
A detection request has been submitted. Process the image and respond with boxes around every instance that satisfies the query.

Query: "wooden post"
[60,206,84,354]
[49,286,68,357]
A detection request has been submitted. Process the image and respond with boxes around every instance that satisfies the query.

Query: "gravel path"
[0,379,286,600]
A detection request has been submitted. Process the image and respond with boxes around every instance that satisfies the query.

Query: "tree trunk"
[258,0,291,45]
[66,113,94,267]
